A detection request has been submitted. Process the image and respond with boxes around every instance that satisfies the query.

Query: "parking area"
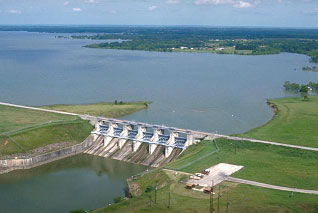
[187,163,244,187]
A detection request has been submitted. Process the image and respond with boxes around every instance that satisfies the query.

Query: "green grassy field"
[242,97,318,147]
[0,105,76,134]
[0,119,93,156]
[167,139,318,190]
[41,102,150,118]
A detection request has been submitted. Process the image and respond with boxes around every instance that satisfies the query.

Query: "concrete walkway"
[1,101,318,152]
[227,177,318,195]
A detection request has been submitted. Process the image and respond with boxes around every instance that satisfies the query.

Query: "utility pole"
[149,195,152,207]
[155,185,157,204]
[217,184,220,213]
[238,142,239,152]
[210,186,212,213]
[168,191,171,208]
[211,180,214,213]
[226,188,229,213]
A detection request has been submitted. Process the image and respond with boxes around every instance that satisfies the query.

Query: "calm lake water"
[0,154,147,213]
[0,31,317,212]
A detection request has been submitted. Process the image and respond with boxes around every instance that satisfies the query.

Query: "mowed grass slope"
[41,102,150,118]
[0,105,93,156]
[0,105,76,134]
[242,97,318,147]
[167,139,318,190]
[0,119,93,156]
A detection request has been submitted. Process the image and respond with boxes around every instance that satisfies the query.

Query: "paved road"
[227,177,318,195]
[1,101,318,152]
[162,168,193,176]
[218,135,318,151]
[0,102,79,116]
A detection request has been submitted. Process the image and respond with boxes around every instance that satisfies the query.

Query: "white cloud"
[86,0,97,4]
[194,0,257,8]
[64,1,70,6]
[148,5,158,11]
[73,8,82,12]
[8,9,21,14]
[166,0,180,4]
[194,0,233,5]
[233,1,253,8]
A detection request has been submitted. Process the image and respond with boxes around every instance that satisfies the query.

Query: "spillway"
[85,120,195,167]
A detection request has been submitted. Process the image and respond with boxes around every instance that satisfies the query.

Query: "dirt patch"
[130,181,142,196]
[4,140,8,146]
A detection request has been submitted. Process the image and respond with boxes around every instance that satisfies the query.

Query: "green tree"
[300,85,309,100]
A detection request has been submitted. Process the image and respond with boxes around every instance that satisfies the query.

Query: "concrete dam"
[85,119,196,167]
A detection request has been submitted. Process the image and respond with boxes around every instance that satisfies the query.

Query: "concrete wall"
[0,135,94,175]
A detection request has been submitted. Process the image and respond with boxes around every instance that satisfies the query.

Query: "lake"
[0,31,317,212]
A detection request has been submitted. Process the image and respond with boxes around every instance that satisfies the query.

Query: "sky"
[0,0,317,28]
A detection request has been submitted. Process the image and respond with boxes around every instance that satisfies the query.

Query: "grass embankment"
[0,105,93,157]
[0,102,149,157]
[41,102,150,118]
[242,97,318,147]
[93,97,318,212]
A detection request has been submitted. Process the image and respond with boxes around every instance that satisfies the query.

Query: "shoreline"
[239,99,278,136]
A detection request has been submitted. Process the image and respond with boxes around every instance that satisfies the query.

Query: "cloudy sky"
[0,0,317,27]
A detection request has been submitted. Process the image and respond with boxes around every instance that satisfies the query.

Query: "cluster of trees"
[114,100,124,105]
[284,81,318,99]
[284,81,318,91]
[302,66,318,72]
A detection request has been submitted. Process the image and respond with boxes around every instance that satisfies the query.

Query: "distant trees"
[114,100,124,105]
[283,81,300,91]
[283,81,318,99]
